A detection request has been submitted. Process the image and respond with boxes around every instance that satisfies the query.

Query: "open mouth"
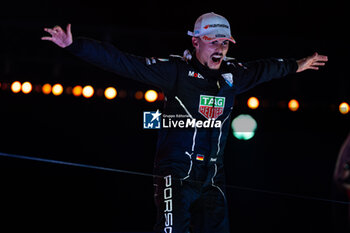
[211,53,223,63]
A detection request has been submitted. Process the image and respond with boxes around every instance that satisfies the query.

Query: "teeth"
[212,55,222,63]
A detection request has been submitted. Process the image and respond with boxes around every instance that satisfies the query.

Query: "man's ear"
[192,37,199,48]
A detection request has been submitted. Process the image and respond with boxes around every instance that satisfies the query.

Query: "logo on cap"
[204,24,229,29]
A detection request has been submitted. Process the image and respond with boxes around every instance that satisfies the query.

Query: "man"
[42,12,328,233]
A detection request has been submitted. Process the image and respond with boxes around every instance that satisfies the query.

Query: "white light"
[145,90,158,102]
[82,85,94,98]
[104,87,117,100]
[231,114,257,140]
[21,82,32,94]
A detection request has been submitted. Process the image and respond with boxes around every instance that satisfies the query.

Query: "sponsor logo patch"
[204,24,229,29]
[188,71,204,79]
[198,95,225,119]
[221,73,233,87]
[163,175,173,232]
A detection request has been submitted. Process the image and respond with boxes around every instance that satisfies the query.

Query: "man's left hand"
[296,52,328,73]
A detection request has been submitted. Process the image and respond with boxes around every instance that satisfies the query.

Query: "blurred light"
[21,82,32,94]
[288,99,299,112]
[157,92,165,101]
[339,102,349,114]
[65,86,72,95]
[119,90,127,98]
[145,90,158,102]
[247,97,259,109]
[52,84,63,96]
[72,85,83,97]
[231,114,257,140]
[96,88,104,97]
[104,87,117,100]
[82,85,94,98]
[1,82,8,90]
[11,81,21,93]
[134,91,143,100]
[34,84,42,93]
[42,84,52,95]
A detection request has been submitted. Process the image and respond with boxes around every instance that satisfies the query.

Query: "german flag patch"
[196,154,204,161]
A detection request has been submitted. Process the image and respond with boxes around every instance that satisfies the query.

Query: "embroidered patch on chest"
[221,73,233,87]
[198,95,226,119]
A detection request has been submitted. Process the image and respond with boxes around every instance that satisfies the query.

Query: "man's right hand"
[41,24,73,48]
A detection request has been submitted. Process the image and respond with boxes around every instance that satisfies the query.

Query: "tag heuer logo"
[199,95,225,119]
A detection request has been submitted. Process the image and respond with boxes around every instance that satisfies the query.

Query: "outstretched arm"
[296,52,328,73]
[234,51,328,94]
[41,24,177,93]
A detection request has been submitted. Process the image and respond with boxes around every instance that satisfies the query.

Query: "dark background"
[0,0,349,232]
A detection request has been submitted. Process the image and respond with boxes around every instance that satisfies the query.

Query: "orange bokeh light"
[247,97,259,109]
[72,85,83,97]
[42,84,52,95]
[134,91,143,100]
[288,99,299,112]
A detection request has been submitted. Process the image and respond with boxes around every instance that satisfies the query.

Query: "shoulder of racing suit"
[169,49,193,64]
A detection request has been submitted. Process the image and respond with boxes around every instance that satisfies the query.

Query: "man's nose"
[215,45,224,53]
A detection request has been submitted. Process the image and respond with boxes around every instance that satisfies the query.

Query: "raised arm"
[234,52,328,94]
[234,58,298,94]
[41,24,177,93]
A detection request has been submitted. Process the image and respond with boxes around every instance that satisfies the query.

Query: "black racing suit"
[65,37,298,233]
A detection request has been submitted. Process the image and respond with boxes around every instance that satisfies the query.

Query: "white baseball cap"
[187,12,236,44]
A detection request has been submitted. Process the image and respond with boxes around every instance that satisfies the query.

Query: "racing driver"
[42,12,328,233]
